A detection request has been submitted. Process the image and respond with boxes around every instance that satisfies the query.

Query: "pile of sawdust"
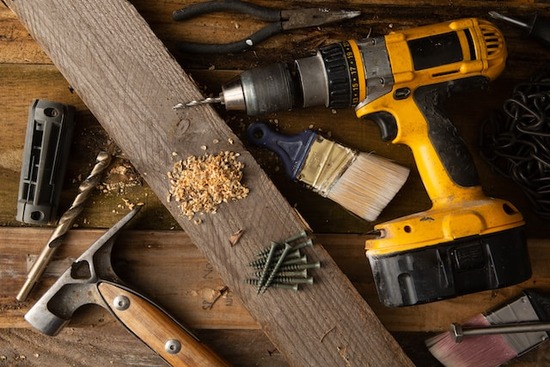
[168,151,249,220]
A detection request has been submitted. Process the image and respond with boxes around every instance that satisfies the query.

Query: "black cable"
[481,65,550,219]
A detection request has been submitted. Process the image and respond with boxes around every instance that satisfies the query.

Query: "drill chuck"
[221,63,296,115]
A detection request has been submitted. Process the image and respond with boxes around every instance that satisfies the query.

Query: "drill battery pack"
[16,99,75,225]
[369,226,531,307]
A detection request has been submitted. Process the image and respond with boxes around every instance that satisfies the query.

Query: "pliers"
[172,0,361,54]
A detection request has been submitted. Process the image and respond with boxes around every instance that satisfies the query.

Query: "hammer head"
[25,206,142,336]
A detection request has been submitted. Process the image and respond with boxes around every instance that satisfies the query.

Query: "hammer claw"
[24,207,143,335]
[24,204,231,366]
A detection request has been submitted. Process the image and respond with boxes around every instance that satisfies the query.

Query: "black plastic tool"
[16,99,75,225]
[490,11,550,47]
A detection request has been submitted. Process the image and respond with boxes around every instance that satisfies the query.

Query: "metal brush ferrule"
[298,135,355,196]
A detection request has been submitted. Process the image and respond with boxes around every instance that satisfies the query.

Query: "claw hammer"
[24,205,230,367]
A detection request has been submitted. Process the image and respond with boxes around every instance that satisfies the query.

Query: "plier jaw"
[281,9,362,31]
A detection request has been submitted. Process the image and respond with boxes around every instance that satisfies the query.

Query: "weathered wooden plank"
[5,1,413,366]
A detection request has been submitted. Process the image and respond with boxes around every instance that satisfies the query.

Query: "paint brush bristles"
[325,152,410,222]
[247,122,410,222]
[426,314,519,367]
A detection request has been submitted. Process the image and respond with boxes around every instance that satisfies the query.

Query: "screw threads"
[245,279,299,291]
[279,262,321,272]
[273,276,314,285]
[249,249,302,267]
[254,269,308,278]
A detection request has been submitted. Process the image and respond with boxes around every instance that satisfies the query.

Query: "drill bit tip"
[173,97,223,110]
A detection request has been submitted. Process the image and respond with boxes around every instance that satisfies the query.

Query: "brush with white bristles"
[247,122,409,222]
[426,289,550,367]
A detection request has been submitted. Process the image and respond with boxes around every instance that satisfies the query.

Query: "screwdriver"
[489,11,550,47]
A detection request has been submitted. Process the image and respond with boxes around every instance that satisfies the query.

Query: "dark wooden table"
[1,1,550,366]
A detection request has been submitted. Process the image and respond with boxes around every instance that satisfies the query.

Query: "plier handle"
[172,0,360,54]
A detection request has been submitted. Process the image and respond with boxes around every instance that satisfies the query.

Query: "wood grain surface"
[2,0,550,366]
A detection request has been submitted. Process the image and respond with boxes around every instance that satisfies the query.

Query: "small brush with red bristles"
[426,289,550,367]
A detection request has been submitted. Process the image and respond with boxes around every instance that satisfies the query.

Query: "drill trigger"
[366,111,398,142]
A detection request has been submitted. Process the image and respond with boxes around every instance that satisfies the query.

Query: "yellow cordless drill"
[183,18,531,306]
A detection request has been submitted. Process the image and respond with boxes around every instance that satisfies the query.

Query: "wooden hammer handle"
[98,282,231,367]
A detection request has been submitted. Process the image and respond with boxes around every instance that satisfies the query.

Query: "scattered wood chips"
[168,151,249,220]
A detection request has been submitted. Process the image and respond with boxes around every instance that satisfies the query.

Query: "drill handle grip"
[359,77,489,205]
[413,81,481,188]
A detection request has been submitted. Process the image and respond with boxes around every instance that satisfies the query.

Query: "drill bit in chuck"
[16,151,112,302]
[173,97,223,109]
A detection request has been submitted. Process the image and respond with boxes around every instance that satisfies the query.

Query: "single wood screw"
[256,242,279,294]
[279,262,321,272]
[245,279,299,291]
[254,269,308,278]
[272,276,314,285]
[261,243,292,293]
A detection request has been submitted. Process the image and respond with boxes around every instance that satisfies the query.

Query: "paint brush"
[246,122,409,222]
[426,289,550,367]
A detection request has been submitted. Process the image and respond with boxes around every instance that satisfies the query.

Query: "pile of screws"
[247,232,320,293]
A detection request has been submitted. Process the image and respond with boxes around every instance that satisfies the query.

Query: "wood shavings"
[337,345,351,366]
[99,160,142,195]
[320,325,336,343]
[229,228,244,246]
[121,197,143,210]
[202,286,229,310]
[168,151,249,219]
